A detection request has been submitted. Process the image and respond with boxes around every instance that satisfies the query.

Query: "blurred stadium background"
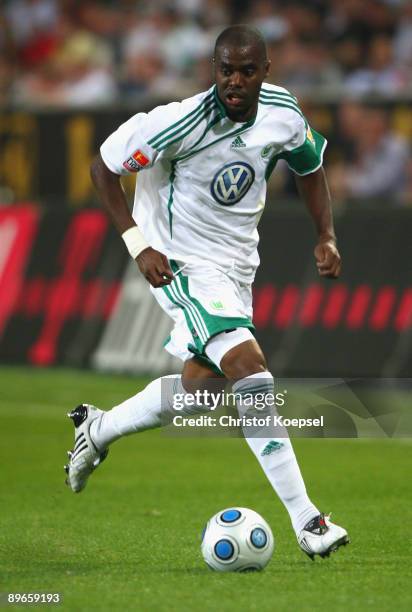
[0,0,411,378]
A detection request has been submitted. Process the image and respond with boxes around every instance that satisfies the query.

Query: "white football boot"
[64,404,109,493]
[298,513,349,560]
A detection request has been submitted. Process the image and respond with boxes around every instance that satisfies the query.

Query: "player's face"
[214,45,270,122]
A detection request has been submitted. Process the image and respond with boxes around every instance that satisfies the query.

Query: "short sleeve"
[99,99,195,175]
[100,113,156,175]
[282,115,327,176]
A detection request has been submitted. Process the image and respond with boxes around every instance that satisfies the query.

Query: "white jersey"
[100,83,326,283]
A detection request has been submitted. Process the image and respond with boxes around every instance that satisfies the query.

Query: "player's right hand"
[136,247,174,287]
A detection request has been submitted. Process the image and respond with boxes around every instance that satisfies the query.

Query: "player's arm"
[295,167,341,279]
[90,154,173,288]
[280,111,341,279]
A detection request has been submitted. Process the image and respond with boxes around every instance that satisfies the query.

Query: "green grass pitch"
[0,367,411,611]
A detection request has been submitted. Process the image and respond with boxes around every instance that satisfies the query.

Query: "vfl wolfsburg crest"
[261,143,281,159]
[211,161,255,206]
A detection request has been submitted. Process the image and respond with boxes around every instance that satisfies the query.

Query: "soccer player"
[65,25,349,560]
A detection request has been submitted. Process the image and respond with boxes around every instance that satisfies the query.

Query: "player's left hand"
[314,240,341,279]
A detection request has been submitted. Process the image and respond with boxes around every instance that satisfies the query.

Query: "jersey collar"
[213,85,227,118]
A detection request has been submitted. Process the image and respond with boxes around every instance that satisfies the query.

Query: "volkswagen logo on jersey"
[211,161,255,206]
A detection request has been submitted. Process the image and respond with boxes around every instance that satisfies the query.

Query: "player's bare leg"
[181,357,226,393]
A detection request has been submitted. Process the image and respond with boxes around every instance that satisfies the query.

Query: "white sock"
[90,374,211,450]
[233,372,319,535]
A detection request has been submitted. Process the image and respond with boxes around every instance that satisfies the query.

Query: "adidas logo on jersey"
[230,136,246,149]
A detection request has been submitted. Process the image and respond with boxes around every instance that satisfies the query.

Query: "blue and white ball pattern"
[201,507,274,572]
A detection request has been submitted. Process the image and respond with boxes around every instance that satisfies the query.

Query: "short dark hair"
[214,25,267,61]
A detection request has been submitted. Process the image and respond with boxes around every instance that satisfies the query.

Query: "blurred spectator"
[55,31,117,106]
[0,57,15,105]
[5,0,59,46]
[393,0,412,69]
[1,0,412,106]
[160,14,210,72]
[344,34,407,95]
[333,36,364,77]
[120,52,166,99]
[13,28,117,106]
[281,2,324,40]
[329,107,410,202]
[326,0,395,43]
[12,60,62,106]
[248,0,289,43]
[273,39,342,93]
[76,1,123,38]
[335,100,365,158]
[0,0,411,206]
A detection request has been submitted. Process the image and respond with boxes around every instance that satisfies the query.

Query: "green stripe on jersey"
[174,116,256,163]
[259,92,300,109]
[180,113,223,157]
[148,92,215,150]
[260,87,298,103]
[156,101,218,152]
[259,88,302,118]
[259,98,305,120]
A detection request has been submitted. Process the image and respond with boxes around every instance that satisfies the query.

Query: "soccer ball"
[201,507,274,572]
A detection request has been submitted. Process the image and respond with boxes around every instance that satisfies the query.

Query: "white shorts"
[150,259,254,372]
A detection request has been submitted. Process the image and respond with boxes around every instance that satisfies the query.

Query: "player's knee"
[205,328,267,380]
[219,337,267,381]
[221,352,267,380]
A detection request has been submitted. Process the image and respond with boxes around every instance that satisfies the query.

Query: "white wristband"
[122,226,150,259]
